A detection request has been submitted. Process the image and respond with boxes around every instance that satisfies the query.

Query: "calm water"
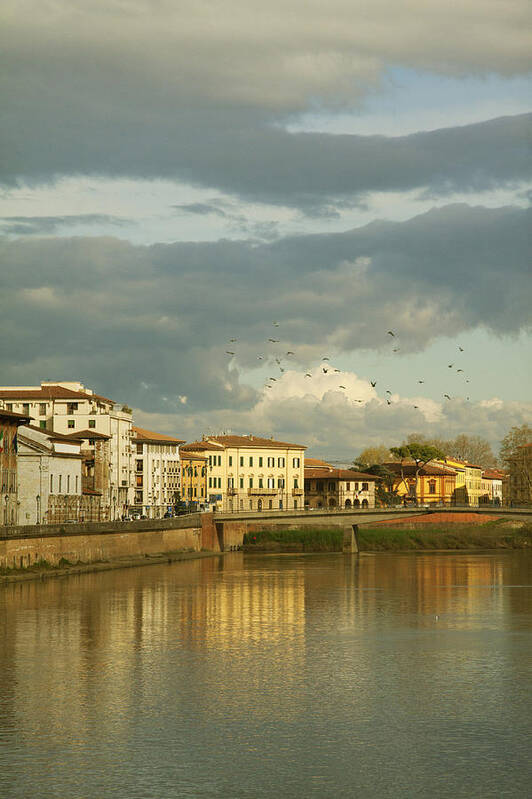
[1,552,531,799]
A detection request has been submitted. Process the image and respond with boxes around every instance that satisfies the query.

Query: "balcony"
[227,487,237,495]
[292,488,304,496]
[248,487,277,496]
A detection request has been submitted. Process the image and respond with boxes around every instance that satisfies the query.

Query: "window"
[67,475,70,493]
[269,499,273,509]
[136,444,143,454]
[292,457,300,468]
[67,419,75,429]
[328,482,335,491]
[209,477,212,488]
[39,420,47,430]
[346,482,350,491]
[249,499,253,510]
[267,457,274,468]
[218,477,222,489]
[278,478,285,488]
[218,455,222,466]
[239,477,244,489]
[294,500,298,509]
[268,478,274,488]
[304,480,310,491]
[240,456,244,467]
[75,475,78,493]
[429,480,436,494]
[22,403,30,415]
[58,475,62,493]
[294,478,299,488]
[50,474,53,492]
[249,477,253,488]
[278,457,285,467]
[136,459,143,472]
[354,482,359,491]
[6,403,13,411]
[229,456,232,466]
[67,403,78,414]
[88,419,96,428]
[136,475,143,487]
[317,481,324,491]
[39,403,47,415]
[208,456,212,466]
[362,483,369,491]
[249,456,253,467]
[259,457,263,467]
[258,478,263,488]
[135,490,143,504]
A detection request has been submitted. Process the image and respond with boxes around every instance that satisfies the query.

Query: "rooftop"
[305,467,380,481]
[0,385,114,404]
[384,461,457,477]
[0,409,32,423]
[206,434,306,450]
[132,425,185,445]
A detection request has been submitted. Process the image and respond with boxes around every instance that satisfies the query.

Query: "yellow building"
[180,434,306,512]
[179,449,208,508]
[383,461,456,505]
[439,458,483,506]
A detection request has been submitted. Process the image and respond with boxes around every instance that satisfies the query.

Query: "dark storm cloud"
[0,214,127,236]
[0,203,529,412]
[2,99,530,210]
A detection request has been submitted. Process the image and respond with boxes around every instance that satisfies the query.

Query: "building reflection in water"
[0,550,530,794]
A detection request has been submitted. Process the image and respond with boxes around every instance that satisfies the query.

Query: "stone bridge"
[204,506,532,552]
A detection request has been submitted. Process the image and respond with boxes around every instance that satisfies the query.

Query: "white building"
[17,425,92,525]
[0,381,133,516]
[180,434,306,512]
[132,426,185,517]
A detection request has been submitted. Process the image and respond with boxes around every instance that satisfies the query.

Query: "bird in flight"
[279,367,285,373]
[386,399,392,405]
[286,351,294,356]
[370,381,377,387]
[385,390,392,395]
[459,346,464,352]
[393,347,400,352]
[225,351,235,355]
[418,379,424,384]
[322,356,330,361]
[257,355,263,360]
[465,379,470,383]
[448,364,454,368]
[268,338,280,343]
[413,405,419,409]
[334,368,341,373]
[353,399,363,403]
[443,394,451,400]
[272,322,280,327]
[265,385,272,389]
[305,373,312,378]
[339,385,346,389]
[387,331,395,337]
[269,377,277,381]
[323,367,329,373]
[229,338,237,342]
[457,369,464,373]
[275,358,281,365]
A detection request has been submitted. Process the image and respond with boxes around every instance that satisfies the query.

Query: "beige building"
[180,434,306,512]
[0,381,134,516]
[0,409,31,526]
[439,458,483,506]
[132,426,185,517]
[304,459,378,509]
[480,469,505,505]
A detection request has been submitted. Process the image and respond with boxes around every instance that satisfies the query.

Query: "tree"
[353,445,393,470]
[446,434,496,467]
[500,424,532,504]
[361,463,401,506]
[390,442,446,504]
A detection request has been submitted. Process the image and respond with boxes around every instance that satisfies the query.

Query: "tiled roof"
[0,386,114,403]
[132,425,185,444]
[383,461,456,477]
[180,440,225,452]
[60,429,111,441]
[305,467,380,481]
[179,452,207,461]
[207,434,306,450]
[305,457,333,468]
[0,409,32,423]
[482,468,507,479]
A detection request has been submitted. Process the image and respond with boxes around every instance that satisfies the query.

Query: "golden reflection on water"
[1,551,531,799]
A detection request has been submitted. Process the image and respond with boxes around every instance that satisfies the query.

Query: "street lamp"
[4,494,9,526]
[36,494,41,525]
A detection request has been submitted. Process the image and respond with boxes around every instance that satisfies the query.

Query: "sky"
[1,0,531,460]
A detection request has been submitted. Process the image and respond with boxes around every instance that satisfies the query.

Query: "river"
[1,551,531,798]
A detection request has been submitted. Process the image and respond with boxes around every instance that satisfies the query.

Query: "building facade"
[180,434,306,512]
[0,381,134,516]
[480,469,505,505]
[0,410,31,526]
[179,450,208,508]
[440,458,483,506]
[132,426,184,517]
[304,462,378,508]
[384,461,457,505]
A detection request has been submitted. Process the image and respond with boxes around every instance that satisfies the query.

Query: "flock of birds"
[225,325,472,409]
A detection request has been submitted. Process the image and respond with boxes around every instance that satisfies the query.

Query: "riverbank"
[242,527,343,552]
[0,549,220,584]
[357,520,532,551]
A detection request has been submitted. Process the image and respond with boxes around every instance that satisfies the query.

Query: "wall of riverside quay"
[213,518,358,552]
[0,514,204,569]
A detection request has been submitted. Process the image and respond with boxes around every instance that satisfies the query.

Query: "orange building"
[179,448,208,508]
[383,460,456,505]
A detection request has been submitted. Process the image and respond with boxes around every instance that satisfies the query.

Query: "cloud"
[0,203,529,417]
[0,215,127,236]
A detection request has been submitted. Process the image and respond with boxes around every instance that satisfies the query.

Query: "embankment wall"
[0,515,204,569]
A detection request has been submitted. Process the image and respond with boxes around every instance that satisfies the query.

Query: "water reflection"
[1,552,531,799]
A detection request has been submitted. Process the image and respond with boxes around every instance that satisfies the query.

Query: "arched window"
[345,499,352,508]
[328,497,336,507]
[361,499,368,508]
[354,499,360,508]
